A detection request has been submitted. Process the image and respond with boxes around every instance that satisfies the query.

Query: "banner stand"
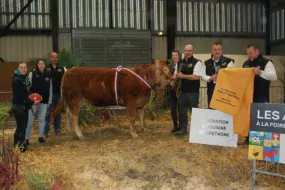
[250,159,285,190]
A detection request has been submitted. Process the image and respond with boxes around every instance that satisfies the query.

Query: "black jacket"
[180,56,201,93]
[243,54,271,103]
[46,63,65,95]
[12,70,34,107]
[30,69,52,104]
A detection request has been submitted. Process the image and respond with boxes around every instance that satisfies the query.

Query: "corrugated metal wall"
[0,33,71,62]
[152,37,266,60]
[176,1,265,35]
[72,29,151,67]
[0,0,50,28]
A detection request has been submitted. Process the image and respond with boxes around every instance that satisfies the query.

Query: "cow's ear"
[154,60,165,67]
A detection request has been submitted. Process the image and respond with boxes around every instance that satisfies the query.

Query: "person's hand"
[34,100,40,105]
[171,75,177,80]
[254,67,261,75]
[176,72,183,79]
[209,74,217,82]
[47,104,50,108]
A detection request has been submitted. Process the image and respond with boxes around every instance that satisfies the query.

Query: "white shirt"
[173,62,178,75]
[259,61,277,81]
[192,61,205,76]
[201,60,235,82]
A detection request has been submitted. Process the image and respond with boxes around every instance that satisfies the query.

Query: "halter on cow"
[53,60,172,139]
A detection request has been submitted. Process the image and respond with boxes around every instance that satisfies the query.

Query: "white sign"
[189,108,238,147]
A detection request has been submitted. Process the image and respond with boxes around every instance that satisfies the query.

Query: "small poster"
[248,131,281,163]
[248,103,285,163]
[189,108,238,147]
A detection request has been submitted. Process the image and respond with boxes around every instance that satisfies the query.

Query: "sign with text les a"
[189,108,238,148]
[250,103,285,134]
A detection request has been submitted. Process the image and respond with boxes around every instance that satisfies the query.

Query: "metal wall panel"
[152,36,167,60]
[72,29,151,67]
[0,33,71,62]
[175,37,266,54]
[152,0,165,32]
[0,0,50,28]
[176,0,265,35]
[58,0,147,29]
[271,8,285,42]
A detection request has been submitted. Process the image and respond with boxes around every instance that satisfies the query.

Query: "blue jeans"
[44,94,61,134]
[25,103,48,139]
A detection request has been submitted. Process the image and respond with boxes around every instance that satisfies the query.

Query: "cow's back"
[62,67,151,107]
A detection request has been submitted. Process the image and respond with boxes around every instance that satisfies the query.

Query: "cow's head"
[153,60,173,88]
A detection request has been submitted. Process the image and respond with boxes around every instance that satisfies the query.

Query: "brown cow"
[53,60,173,139]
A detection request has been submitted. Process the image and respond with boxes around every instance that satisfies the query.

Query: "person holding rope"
[11,62,39,152]
[175,45,204,136]
[25,59,52,145]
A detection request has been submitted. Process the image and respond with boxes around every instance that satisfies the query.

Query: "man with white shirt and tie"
[239,44,277,145]
[201,42,235,108]
[168,50,182,133]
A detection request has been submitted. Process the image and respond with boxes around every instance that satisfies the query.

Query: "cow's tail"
[52,83,66,118]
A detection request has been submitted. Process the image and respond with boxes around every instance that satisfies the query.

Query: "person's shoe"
[170,126,179,133]
[38,137,46,143]
[43,133,49,138]
[175,129,187,136]
[19,143,27,153]
[25,139,30,146]
[55,131,61,136]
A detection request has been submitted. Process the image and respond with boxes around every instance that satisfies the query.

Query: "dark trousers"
[207,84,215,108]
[45,94,61,134]
[13,105,29,147]
[178,92,199,131]
[169,90,178,128]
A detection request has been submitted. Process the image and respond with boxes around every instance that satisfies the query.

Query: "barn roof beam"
[0,0,35,37]
[50,0,59,52]
[265,0,271,55]
[166,0,177,61]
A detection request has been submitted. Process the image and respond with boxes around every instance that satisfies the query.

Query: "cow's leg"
[72,114,85,140]
[137,108,146,132]
[126,105,137,138]
[69,98,85,140]
[66,106,72,132]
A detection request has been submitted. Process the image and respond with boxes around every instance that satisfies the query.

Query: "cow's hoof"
[131,133,138,138]
[78,136,86,140]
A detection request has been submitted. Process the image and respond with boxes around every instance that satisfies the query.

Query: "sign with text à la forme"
[189,108,238,148]
[248,103,285,163]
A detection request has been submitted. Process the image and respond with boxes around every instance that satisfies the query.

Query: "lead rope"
[114,66,152,105]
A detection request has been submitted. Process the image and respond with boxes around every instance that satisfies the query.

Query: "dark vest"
[180,56,201,93]
[31,70,51,104]
[204,56,234,97]
[46,64,65,95]
[242,55,271,103]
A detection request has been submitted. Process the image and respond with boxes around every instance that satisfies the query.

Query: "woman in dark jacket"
[12,62,38,152]
[25,59,52,145]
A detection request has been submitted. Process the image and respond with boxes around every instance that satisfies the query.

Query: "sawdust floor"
[5,116,285,190]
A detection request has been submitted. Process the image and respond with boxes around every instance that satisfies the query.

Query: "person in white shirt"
[240,44,277,145]
[168,50,182,133]
[201,42,235,108]
[174,45,205,135]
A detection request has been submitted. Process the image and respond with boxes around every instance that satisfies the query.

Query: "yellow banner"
[210,68,254,136]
